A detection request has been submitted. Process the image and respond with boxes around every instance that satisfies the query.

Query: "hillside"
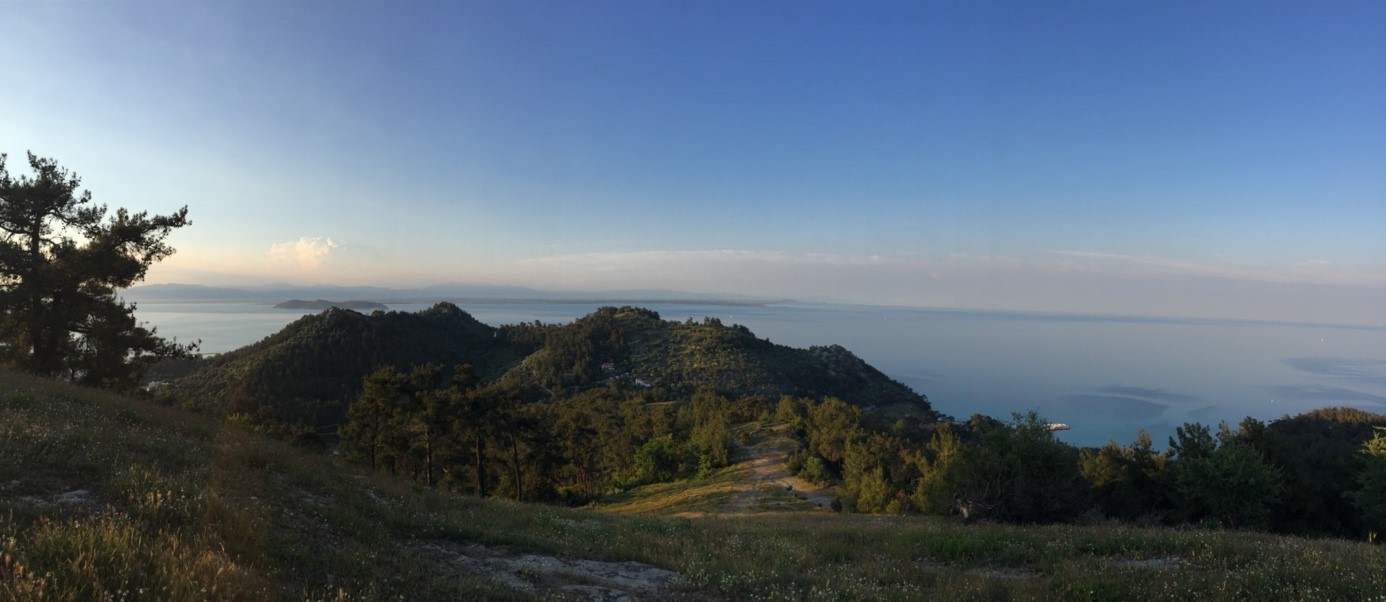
[4,368,1386,601]
[167,303,535,426]
[167,304,937,431]
[501,306,937,418]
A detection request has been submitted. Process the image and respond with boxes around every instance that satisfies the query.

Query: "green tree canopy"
[0,152,192,387]
[1168,421,1283,529]
[1351,428,1386,536]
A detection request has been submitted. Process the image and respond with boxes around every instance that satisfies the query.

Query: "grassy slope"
[595,423,827,516]
[4,369,1385,601]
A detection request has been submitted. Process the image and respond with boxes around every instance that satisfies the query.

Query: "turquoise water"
[133,301,1386,447]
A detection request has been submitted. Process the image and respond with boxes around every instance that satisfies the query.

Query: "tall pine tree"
[0,152,193,388]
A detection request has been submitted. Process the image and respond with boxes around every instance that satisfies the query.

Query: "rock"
[422,543,680,601]
[56,489,90,504]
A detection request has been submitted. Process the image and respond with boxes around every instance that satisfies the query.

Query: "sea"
[132,300,1386,448]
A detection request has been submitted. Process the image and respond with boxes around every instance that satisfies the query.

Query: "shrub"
[952,411,1089,523]
[798,455,829,485]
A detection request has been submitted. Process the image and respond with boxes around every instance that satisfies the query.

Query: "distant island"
[274,299,389,311]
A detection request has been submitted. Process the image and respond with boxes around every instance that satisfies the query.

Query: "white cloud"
[500,250,1034,304]
[1048,249,1386,287]
[148,244,1386,325]
[486,249,1386,325]
[267,236,339,271]
[148,236,398,285]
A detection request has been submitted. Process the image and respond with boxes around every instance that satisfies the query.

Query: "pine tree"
[0,152,193,387]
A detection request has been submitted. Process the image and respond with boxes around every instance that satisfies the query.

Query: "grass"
[594,421,826,515]
[594,464,748,515]
[4,368,1386,600]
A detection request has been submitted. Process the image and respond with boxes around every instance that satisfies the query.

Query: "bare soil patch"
[726,428,834,513]
[420,542,683,601]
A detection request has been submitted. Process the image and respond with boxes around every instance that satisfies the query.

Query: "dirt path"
[430,426,832,597]
[597,423,836,516]
[725,429,835,513]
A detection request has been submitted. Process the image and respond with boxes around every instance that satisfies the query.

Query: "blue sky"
[2,1,1384,322]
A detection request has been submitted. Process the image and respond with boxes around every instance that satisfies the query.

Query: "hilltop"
[168,303,534,426]
[4,368,1385,600]
[167,304,936,430]
[498,306,934,416]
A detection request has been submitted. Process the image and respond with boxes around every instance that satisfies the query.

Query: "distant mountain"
[168,304,935,429]
[122,283,264,301]
[274,299,389,311]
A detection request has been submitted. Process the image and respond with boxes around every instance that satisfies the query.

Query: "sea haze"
[132,301,1386,448]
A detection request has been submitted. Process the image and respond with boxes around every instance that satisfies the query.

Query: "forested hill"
[168,303,535,426]
[499,306,936,419]
[166,304,936,429]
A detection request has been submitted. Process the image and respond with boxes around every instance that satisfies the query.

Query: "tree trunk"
[475,433,487,498]
[509,432,523,501]
[424,428,434,487]
[26,219,48,375]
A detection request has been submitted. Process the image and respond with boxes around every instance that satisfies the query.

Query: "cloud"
[1048,250,1386,287]
[468,248,1386,325]
[515,248,1386,297]
[267,237,339,271]
[148,237,362,285]
[509,249,1016,288]
[504,250,946,302]
[149,244,1386,326]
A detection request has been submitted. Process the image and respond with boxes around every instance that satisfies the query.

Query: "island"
[273,299,389,311]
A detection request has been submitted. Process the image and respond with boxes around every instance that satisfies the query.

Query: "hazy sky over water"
[3,1,1383,323]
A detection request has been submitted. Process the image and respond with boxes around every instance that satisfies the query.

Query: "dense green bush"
[1351,428,1386,536]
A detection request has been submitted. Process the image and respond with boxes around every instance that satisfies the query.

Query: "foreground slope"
[5,369,1386,601]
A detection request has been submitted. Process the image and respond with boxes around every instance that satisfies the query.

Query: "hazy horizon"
[5,2,1383,325]
[131,297,1386,448]
[129,276,1386,330]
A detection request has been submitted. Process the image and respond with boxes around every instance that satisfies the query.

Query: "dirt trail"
[425,426,831,598]
[725,429,835,513]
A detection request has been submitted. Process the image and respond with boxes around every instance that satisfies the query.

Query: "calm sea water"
[133,301,1386,447]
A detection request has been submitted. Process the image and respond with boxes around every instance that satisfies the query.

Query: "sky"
[2,0,1384,324]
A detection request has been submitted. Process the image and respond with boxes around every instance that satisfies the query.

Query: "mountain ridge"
[167,303,936,429]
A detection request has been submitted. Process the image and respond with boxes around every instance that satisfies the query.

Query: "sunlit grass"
[594,463,747,515]
[595,420,825,515]
[4,367,1386,600]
